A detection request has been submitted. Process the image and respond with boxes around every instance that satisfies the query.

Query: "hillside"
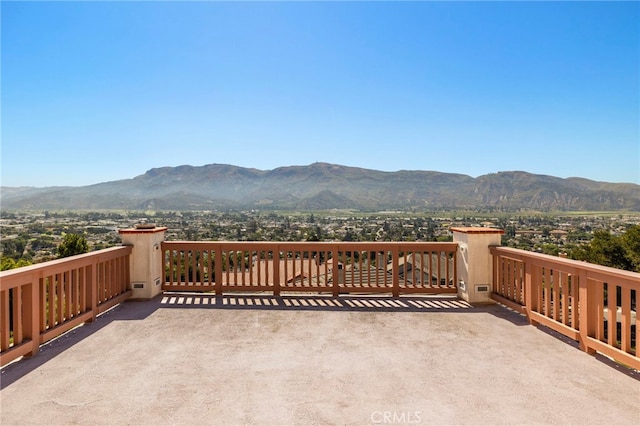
[1,163,639,211]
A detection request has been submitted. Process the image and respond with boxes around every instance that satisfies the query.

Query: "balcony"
[1,227,639,425]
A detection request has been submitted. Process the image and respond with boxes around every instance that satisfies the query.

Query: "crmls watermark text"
[370,411,422,424]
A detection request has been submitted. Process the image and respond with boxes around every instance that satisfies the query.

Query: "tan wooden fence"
[162,241,458,297]
[1,246,132,366]
[491,246,639,370]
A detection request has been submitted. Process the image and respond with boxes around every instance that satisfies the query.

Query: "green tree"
[1,237,29,259]
[305,227,320,242]
[621,225,640,272]
[58,234,89,258]
[540,243,560,256]
[570,228,637,272]
[1,257,32,271]
[342,229,355,242]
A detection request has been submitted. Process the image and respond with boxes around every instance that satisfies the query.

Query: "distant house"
[515,230,542,237]
[224,257,318,286]
[550,230,568,240]
[389,252,454,286]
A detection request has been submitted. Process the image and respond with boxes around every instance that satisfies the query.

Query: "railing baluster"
[284,250,290,288]
[419,251,425,287]
[437,251,442,288]
[0,289,9,351]
[273,250,280,296]
[215,248,223,295]
[40,277,47,331]
[65,270,72,320]
[453,247,458,291]
[48,274,55,326]
[607,283,616,347]
[24,278,40,357]
[332,248,339,296]
[552,269,560,322]
[56,272,63,325]
[305,251,313,287]
[198,250,205,287]
[506,258,513,301]
[570,274,578,329]
[392,247,399,297]
[447,251,452,288]
[13,287,23,345]
[560,271,569,326]
[192,249,197,287]
[594,278,604,341]
[206,250,213,286]
[620,286,631,353]
[79,267,86,314]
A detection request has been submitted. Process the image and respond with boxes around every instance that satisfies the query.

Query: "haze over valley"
[2,163,639,212]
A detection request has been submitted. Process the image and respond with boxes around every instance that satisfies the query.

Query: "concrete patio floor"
[1,294,639,425]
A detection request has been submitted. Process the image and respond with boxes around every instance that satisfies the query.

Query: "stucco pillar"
[451,227,504,304]
[118,225,167,300]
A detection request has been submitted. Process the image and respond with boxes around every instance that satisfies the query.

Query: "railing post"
[88,263,97,322]
[273,246,281,296]
[118,225,167,300]
[392,247,400,298]
[24,273,41,357]
[578,269,597,354]
[451,227,504,304]
[215,245,223,295]
[524,262,538,326]
[332,247,340,297]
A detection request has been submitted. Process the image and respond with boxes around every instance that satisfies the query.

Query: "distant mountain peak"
[2,163,638,211]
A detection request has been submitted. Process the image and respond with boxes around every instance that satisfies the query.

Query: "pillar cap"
[450,227,504,234]
[118,226,168,234]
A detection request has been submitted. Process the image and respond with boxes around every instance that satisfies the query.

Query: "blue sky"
[2,1,639,187]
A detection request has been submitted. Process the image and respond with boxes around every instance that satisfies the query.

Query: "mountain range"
[2,163,639,212]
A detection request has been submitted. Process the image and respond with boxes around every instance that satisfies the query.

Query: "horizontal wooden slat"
[0,340,35,366]
[97,290,133,315]
[528,311,580,341]
[585,337,640,371]
[491,293,526,314]
[491,246,638,283]
[0,247,132,290]
[41,311,94,343]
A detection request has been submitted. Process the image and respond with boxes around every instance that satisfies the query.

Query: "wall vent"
[458,281,466,291]
[155,278,161,287]
[132,282,145,289]
[475,285,489,293]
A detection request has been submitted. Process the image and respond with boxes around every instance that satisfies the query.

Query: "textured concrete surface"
[1,294,639,425]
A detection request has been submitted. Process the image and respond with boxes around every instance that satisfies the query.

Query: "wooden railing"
[491,246,639,370]
[0,246,132,366]
[162,241,458,297]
